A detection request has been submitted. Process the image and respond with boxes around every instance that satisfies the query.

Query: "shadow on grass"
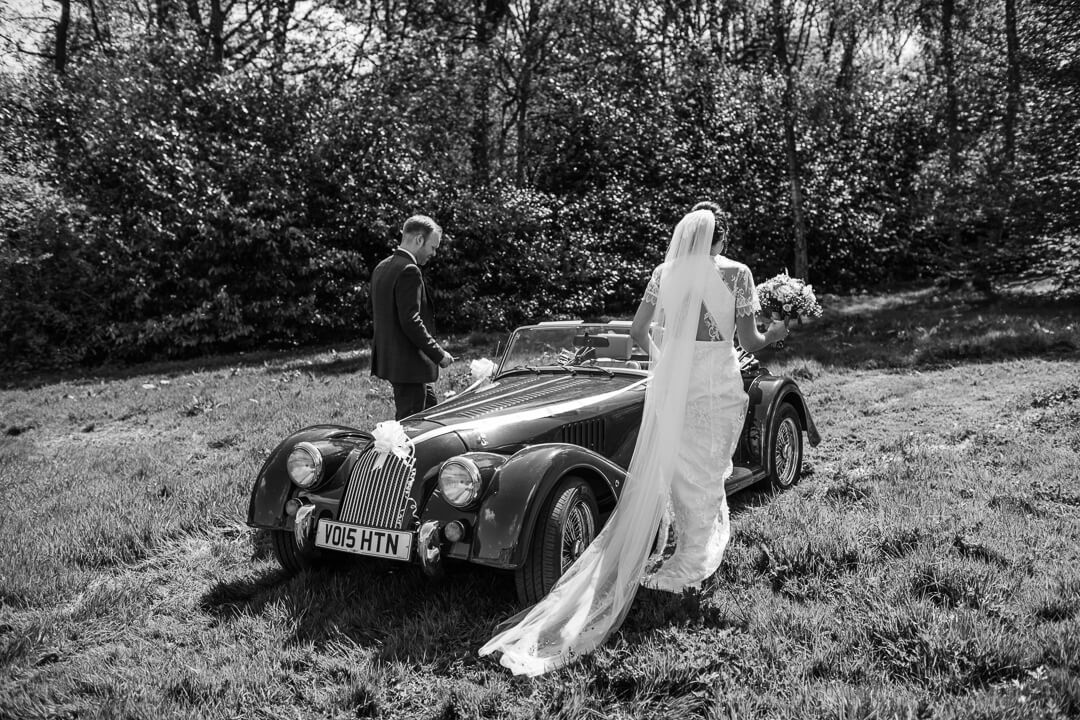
[199,566,296,622]
[198,553,521,670]
[760,286,1079,370]
[0,340,372,390]
[1,332,500,390]
[727,483,783,518]
[726,463,813,518]
[5,285,1074,390]
[199,522,762,673]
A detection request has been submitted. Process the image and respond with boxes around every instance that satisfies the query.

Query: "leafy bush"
[0,175,108,367]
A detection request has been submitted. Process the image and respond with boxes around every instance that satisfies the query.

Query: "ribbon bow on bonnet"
[371,420,413,469]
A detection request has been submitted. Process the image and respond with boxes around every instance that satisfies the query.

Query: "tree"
[770,0,810,279]
[470,0,510,185]
[55,0,71,73]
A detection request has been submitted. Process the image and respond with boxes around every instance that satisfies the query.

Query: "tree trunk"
[940,0,970,283]
[270,0,296,92]
[515,66,531,186]
[156,0,177,30]
[470,0,508,186]
[514,0,541,186]
[772,0,809,279]
[941,0,960,177]
[209,0,224,65]
[782,79,809,280]
[185,0,202,27]
[54,0,70,73]
[706,0,722,60]
[87,0,109,46]
[979,0,1021,292]
[835,26,856,93]
[1003,0,1020,169]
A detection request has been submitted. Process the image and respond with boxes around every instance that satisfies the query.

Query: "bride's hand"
[766,319,789,345]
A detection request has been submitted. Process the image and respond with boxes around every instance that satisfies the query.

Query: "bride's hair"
[690,201,731,250]
[670,209,716,261]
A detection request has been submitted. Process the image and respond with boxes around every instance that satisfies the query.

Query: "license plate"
[315,520,413,561]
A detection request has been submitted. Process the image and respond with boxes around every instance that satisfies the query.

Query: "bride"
[479,208,789,675]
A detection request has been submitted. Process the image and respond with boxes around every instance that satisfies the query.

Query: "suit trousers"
[392,382,437,421]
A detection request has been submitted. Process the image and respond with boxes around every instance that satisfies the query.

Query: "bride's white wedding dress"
[479,211,759,675]
[640,255,757,592]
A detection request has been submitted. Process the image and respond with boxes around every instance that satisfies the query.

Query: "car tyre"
[270,528,324,573]
[515,476,599,606]
[767,403,804,489]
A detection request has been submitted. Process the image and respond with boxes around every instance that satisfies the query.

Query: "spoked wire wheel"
[769,404,804,489]
[515,476,599,605]
[560,493,597,573]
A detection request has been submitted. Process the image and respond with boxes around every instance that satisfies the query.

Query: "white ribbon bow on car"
[470,357,497,384]
[371,420,413,469]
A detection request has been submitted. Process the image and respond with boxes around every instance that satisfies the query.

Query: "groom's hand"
[439,351,455,368]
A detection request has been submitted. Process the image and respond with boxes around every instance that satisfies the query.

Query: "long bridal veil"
[479,209,718,675]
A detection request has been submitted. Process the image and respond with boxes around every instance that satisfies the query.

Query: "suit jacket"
[370,249,444,384]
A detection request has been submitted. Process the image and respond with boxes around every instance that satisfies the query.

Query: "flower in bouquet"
[758,271,823,320]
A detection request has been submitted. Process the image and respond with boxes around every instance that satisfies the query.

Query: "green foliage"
[0,174,105,367]
[5,41,377,363]
[1,0,1077,367]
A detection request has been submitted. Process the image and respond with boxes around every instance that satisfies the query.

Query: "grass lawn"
[1,286,1079,719]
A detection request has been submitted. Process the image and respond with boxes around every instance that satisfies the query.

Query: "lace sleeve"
[643,266,662,304]
[735,265,761,317]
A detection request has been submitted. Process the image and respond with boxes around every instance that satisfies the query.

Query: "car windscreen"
[498,326,648,374]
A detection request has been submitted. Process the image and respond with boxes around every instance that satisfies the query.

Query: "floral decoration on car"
[470,357,497,387]
[371,420,413,468]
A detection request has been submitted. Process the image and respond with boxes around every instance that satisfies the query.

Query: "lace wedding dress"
[479,210,759,675]
[639,254,758,592]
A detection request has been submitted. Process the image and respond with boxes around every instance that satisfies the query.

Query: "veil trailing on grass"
[479,210,718,675]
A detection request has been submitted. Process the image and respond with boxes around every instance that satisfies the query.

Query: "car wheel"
[515,476,599,606]
[767,403,804,489]
[270,528,324,573]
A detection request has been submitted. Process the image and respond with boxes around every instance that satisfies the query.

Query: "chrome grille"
[339,450,417,529]
[561,418,605,452]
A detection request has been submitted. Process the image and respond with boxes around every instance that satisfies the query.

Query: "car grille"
[338,450,417,530]
[561,418,605,452]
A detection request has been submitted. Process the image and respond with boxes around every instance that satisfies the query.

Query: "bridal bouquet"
[758,272,822,321]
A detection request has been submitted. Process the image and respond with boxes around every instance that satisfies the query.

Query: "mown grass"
[1,286,1079,719]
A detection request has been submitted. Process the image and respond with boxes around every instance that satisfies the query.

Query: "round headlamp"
[439,457,483,508]
[286,442,324,489]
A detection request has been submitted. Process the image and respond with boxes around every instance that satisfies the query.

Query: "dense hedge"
[2,5,1077,368]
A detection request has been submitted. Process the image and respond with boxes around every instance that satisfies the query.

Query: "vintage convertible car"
[246,320,820,604]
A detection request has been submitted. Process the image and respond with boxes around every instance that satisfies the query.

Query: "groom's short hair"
[401,215,441,243]
[691,201,730,240]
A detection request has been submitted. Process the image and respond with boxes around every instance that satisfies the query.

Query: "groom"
[370,215,455,420]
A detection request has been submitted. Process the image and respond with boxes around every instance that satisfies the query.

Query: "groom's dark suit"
[370,249,446,419]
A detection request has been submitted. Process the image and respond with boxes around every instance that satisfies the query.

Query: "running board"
[724,466,761,495]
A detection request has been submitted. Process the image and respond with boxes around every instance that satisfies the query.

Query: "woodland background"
[1,0,1077,368]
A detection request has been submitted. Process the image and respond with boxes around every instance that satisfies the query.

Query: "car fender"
[753,377,820,476]
[471,443,624,569]
[246,425,372,529]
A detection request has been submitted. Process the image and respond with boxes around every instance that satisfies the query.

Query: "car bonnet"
[403,372,647,445]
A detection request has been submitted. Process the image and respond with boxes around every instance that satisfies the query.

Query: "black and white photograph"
[1,0,1078,716]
